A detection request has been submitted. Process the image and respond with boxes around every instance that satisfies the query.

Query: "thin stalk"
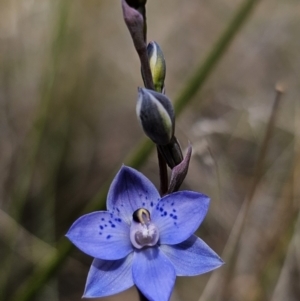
[247,85,283,202]
[157,146,169,195]
[198,86,283,301]
[139,47,155,90]
[269,207,300,301]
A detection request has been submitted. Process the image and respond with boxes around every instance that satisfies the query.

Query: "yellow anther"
[133,208,150,224]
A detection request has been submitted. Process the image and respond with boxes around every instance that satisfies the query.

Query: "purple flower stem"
[139,48,155,90]
[136,5,147,41]
[157,145,169,196]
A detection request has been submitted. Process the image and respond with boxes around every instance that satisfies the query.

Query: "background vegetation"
[0,0,299,300]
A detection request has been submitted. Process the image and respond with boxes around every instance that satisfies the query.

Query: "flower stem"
[138,46,155,90]
[157,146,169,195]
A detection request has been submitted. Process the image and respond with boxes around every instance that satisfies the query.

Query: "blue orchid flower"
[66,166,223,301]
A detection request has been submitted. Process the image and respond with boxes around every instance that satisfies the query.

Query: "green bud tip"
[146,41,166,93]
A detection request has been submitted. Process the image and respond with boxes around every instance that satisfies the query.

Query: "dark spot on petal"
[150,202,153,207]
[171,202,174,206]
[170,213,173,217]
[106,235,112,239]
[99,232,102,235]
[111,224,116,228]
[101,218,105,221]
[105,224,108,227]
[99,226,104,230]
[173,209,176,213]
[160,208,163,212]
[173,215,178,220]
[164,211,167,216]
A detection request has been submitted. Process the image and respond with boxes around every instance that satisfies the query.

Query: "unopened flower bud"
[144,41,166,92]
[122,0,146,48]
[168,143,192,192]
[136,88,175,145]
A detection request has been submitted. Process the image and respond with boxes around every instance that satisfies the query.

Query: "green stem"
[8,0,261,300]
[174,0,261,115]
[1,0,71,297]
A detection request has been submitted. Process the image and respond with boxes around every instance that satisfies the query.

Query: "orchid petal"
[66,211,132,260]
[160,235,224,276]
[132,247,176,301]
[152,191,210,244]
[84,253,134,298]
[107,166,161,223]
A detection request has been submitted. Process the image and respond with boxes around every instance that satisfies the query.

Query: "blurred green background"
[0,0,299,300]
